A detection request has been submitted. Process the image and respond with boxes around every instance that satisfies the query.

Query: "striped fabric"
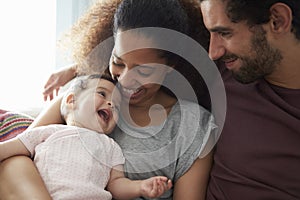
[0,109,34,142]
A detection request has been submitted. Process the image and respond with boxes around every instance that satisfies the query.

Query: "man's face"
[200,0,282,83]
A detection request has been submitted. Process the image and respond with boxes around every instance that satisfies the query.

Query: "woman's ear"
[269,3,293,34]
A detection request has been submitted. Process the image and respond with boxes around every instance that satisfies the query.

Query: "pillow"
[0,109,34,142]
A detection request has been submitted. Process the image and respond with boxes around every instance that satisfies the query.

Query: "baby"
[0,74,172,200]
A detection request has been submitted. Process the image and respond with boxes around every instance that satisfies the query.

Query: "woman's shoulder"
[174,99,211,115]
[167,99,213,126]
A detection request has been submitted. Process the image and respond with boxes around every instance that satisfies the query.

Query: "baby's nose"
[107,101,114,108]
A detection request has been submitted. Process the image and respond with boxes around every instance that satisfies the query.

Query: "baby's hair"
[60,74,118,120]
[74,74,117,90]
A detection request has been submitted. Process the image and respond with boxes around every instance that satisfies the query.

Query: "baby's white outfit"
[18,124,125,200]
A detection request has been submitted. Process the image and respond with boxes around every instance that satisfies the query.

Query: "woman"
[0,0,216,199]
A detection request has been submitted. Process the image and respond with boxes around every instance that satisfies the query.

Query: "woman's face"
[109,31,173,106]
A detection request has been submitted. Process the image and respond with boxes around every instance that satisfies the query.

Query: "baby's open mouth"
[98,109,111,123]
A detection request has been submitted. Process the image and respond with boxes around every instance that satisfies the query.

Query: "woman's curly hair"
[59,0,209,73]
[178,0,211,110]
[58,0,122,75]
[59,0,211,109]
[179,0,210,50]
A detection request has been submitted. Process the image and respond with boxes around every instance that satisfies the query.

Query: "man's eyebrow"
[209,26,232,33]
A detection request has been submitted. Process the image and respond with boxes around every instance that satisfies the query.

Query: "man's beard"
[224,26,283,84]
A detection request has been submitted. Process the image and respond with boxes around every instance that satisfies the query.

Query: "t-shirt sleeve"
[110,140,125,167]
[198,113,218,158]
[17,125,57,157]
[174,104,217,182]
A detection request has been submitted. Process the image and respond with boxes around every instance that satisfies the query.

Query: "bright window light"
[0,1,56,114]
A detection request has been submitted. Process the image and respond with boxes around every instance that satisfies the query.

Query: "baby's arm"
[107,165,172,200]
[0,130,53,200]
[0,137,30,162]
[0,125,57,162]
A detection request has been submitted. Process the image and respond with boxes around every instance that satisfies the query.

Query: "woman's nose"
[117,68,137,87]
[110,67,121,80]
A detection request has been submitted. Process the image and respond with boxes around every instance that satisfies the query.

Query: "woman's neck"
[121,91,177,127]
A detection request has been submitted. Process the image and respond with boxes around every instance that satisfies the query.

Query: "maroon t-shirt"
[207,67,300,200]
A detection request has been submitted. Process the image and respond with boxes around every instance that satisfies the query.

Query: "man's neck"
[265,40,300,89]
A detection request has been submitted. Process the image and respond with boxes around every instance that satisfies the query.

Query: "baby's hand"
[140,176,172,198]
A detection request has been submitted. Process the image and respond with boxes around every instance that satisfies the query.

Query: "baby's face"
[73,79,121,134]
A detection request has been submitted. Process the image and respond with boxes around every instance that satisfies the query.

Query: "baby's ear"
[65,93,76,110]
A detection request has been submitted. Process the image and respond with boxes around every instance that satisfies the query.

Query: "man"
[199,0,300,199]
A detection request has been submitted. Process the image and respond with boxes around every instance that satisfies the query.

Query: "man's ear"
[65,93,76,110]
[269,3,293,34]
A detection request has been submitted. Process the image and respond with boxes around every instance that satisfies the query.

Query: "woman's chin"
[123,89,146,105]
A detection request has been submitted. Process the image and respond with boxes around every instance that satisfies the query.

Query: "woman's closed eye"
[136,65,154,77]
[112,57,125,67]
[112,61,124,67]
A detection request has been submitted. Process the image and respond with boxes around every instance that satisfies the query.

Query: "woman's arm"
[43,64,77,101]
[29,95,64,129]
[0,138,30,162]
[173,151,213,200]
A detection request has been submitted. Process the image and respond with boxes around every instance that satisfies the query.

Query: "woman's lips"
[122,87,143,99]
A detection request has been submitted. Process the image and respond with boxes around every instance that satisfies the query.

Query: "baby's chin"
[97,124,115,135]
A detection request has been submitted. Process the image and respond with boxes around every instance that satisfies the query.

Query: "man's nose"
[209,34,226,61]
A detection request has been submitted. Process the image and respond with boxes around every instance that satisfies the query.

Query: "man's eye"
[220,32,232,38]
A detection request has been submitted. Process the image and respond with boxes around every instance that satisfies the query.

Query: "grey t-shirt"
[111,99,217,200]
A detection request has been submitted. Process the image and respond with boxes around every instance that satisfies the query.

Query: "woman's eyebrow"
[138,65,154,69]
[112,53,154,69]
[112,53,122,60]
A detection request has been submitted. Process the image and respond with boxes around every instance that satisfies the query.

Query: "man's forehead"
[200,0,230,28]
